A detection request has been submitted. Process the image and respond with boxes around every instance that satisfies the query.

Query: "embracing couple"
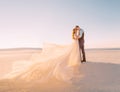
[72,25,86,63]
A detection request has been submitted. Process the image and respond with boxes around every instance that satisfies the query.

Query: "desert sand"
[0,49,120,92]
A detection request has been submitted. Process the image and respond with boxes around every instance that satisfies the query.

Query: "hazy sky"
[0,0,120,49]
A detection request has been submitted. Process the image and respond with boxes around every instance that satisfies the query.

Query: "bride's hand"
[75,38,78,40]
[75,37,79,40]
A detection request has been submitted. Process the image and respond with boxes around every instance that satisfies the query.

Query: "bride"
[1,27,81,84]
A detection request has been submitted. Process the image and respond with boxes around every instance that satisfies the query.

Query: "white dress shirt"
[79,29,84,38]
[76,29,84,38]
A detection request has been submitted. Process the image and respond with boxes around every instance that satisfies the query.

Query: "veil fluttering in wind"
[1,40,81,83]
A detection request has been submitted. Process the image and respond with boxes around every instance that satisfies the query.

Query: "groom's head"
[75,25,80,30]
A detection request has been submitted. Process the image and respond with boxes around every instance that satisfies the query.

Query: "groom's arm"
[78,32,84,40]
[81,32,84,40]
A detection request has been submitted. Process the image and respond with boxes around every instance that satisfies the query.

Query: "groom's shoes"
[81,60,86,63]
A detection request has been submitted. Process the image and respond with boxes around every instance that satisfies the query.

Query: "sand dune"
[0,49,120,92]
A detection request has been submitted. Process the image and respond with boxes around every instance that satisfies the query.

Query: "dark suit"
[78,31,86,61]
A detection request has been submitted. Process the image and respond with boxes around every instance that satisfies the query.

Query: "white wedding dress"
[0,40,81,84]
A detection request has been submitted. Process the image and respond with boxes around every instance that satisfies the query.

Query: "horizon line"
[0,47,119,51]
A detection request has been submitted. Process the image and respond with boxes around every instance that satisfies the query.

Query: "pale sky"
[0,0,120,49]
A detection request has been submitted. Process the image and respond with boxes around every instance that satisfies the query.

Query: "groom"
[72,25,86,63]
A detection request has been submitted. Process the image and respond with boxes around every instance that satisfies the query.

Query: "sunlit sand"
[0,49,120,92]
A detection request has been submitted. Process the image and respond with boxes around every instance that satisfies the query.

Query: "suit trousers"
[78,39,86,61]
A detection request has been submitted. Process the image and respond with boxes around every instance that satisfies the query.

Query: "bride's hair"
[73,25,80,32]
[73,28,77,32]
[72,28,77,39]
